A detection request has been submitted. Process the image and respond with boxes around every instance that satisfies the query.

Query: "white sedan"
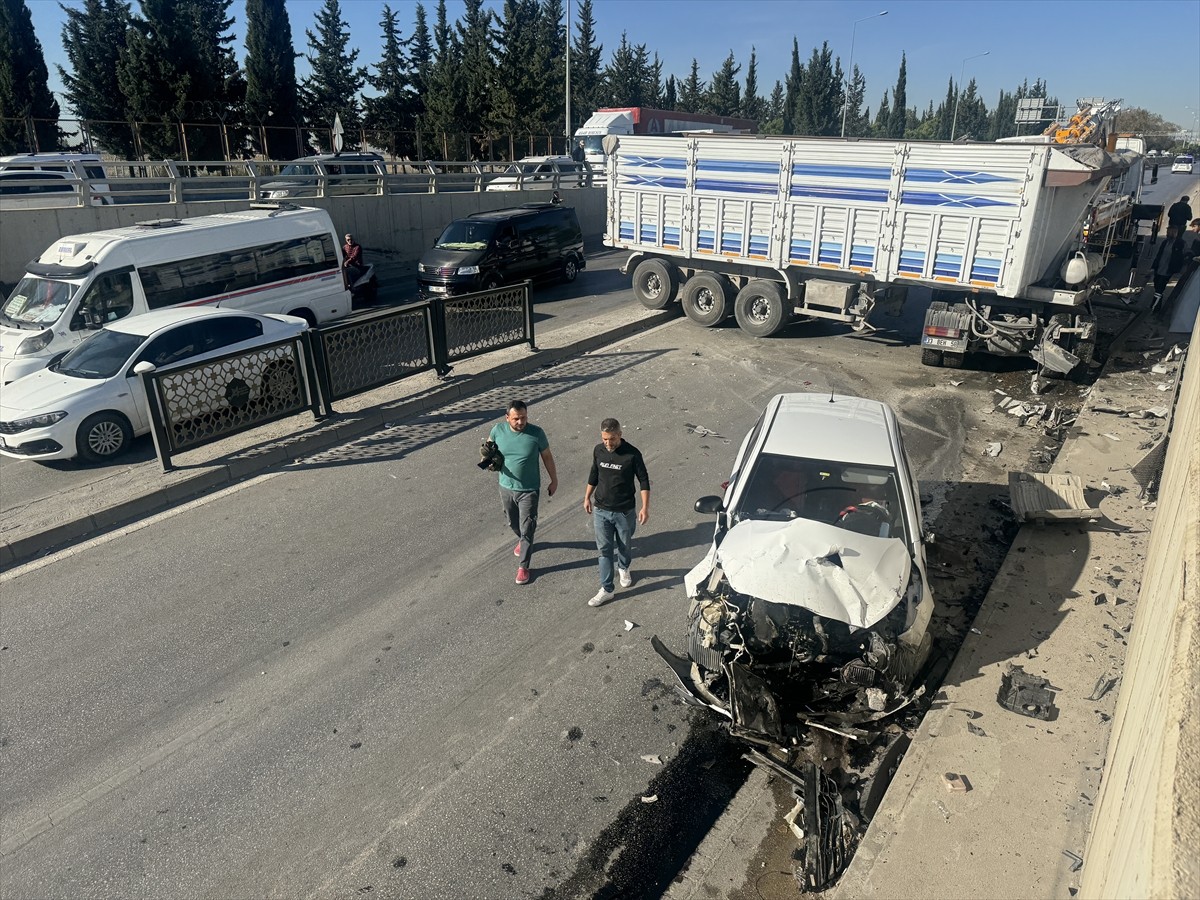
[0,308,307,463]
[654,392,933,738]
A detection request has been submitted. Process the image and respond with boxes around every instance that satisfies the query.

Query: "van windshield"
[2,276,79,327]
[278,164,318,177]
[435,220,496,251]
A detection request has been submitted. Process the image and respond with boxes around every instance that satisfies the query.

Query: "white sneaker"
[588,588,615,607]
[617,568,634,588]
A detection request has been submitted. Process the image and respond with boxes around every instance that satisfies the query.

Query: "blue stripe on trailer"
[695,178,780,195]
[933,252,963,277]
[640,224,659,242]
[697,160,780,175]
[622,155,688,169]
[789,185,889,203]
[619,221,635,241]
[721,231,743,253]
[904,168,1013,185]
[748,235,769,254]
[970,258,1001,282]
[849,244,875,267]
[789,238,812,260]
[791,163,890,180]
[898,249,926,273]
[623,174,687,190]
[900,192,1012,208]
[698,229,716,250]
[818,241,843,264]
[663,227,682,244]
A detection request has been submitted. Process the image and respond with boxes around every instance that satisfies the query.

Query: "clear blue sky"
[26,0,1200,135]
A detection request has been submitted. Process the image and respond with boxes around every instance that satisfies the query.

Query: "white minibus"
[0,205,352,384]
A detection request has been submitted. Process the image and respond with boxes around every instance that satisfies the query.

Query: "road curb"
[0,309,678,572]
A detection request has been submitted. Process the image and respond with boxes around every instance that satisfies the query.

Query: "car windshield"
[501,162,540,176]
[2,276,79,327]
[278,164,318,177]
[734,452,907,542]
[435,220,496,251]
[55,329,144,379]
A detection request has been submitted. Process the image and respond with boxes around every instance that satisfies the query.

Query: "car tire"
[631,258,678,310]
[483,274,503,292]
[941,351,965,368]
[680,273,732,327]
[76,411,132,463]
[561,256,579,283]
[733,280,789,337]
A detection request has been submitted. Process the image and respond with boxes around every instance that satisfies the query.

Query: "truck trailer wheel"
[921,348,944,367]
[734,280,788,337]
[631,258,679,310]
[680,273,731,327]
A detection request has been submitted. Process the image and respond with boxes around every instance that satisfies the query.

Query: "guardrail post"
[523,281,538,352]
[139,366,175,473]
[306,329,336,418]
[429,298,452,378]
[298,331,329,419]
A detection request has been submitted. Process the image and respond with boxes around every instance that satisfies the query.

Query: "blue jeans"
[594,507,636,592]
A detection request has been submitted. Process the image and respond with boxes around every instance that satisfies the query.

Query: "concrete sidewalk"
[833,311,1187,899]
[0,303,676,570]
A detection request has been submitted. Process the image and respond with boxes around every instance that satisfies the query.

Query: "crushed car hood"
[685,518,911,631]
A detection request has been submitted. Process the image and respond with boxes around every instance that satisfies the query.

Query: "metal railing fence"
[141,283,535,470]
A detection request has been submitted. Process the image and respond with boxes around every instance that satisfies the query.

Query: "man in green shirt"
[488,399,558,584]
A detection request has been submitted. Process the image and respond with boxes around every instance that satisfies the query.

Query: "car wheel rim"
[89,421,123,455]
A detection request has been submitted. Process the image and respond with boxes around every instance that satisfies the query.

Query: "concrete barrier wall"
[0,189,609,287]
[1080,315,1199,899]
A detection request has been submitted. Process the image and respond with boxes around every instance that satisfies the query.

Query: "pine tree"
[59,0,132,157]
[533,0,566,138]
[706,52,741,117]
[677,60,705,114]
[455,0,497,156]
[842,65,868,137]
[663,75,677,110]
[422,0,462,155]
[783,39,801,135]
[408,3,434,99]
[886,53,906,139]
[491,0,540,140]
[601,33,653,108]
[569,0,603,125]
[763,81,785,133]
[0,0,64,153]
[792,42,839,136]
[245,0,300,159]
[365,4,417,157]
[742,48,762,123]
[939,77,955,140]
[299,0,366,143]
[873,90,890,137]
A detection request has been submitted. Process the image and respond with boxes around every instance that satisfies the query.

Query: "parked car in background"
[1171,154,1194,174]
[0,308,307,463]
[653,393,934,742]
[416,203,585,299]
[260,152,386,199]
[0,152,111,208]
[485,155,588,192]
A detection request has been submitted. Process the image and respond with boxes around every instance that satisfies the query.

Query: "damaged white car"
[654,393,933,742]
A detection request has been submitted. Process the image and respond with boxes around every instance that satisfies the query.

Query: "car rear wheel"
[76,411,132,463]
[561,256,579,283]
[631,258,678,310]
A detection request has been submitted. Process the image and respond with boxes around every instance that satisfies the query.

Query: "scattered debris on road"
[942,772,972,793]
[997,665,1058,720]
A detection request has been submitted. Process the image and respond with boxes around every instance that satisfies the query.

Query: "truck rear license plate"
[922,336,960,348]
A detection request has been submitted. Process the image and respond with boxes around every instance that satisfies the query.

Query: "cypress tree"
[0,0,64,153]
[887,53,907,139]
[245,0,300,159]
[569,0,603,124]
[60,0,132,158]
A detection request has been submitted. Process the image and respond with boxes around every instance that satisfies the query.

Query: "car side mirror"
[132,361,157,377]
[695,495,724,514]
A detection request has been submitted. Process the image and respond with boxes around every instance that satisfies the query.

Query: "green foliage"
[706,51,741,117]
[742,49,763,122]
[569,0,603,128]
[59,0,132,156]
[364,4,419,158]
[677,60,705,114]
[887,53,906,139]
[455,0,496,154]
[300,0,366,141]
[600,33,658,108]
[0,0,64,152]
[245,0,300,158]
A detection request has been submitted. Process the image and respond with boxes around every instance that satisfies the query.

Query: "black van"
[416,203,585,299]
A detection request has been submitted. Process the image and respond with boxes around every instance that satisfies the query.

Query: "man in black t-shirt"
[583,418,650,607]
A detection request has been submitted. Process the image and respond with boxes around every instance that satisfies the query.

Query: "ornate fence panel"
[142,334,317,470]
[440,282,535,368]
[311,305,436,412]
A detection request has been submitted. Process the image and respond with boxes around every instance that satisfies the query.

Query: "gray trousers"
[500,486,540,568]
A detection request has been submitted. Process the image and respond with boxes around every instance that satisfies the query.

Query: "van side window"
[74,270,136,329]
[138,234,338,309]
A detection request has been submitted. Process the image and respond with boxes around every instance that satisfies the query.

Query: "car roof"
[290,152,383,163]
[512,155,574,164]
[759,393,900,468]
[106,307,262,337]
[465,204,568,221]
[0,152,102,165]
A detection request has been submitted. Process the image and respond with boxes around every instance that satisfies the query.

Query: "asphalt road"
[0,293,1037,897]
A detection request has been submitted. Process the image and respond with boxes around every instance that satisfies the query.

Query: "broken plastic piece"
[1062,849,1084,872]
[624,620,637,631]
[640,754,663,765]
[997,665,1058,720]
[943,772,972,793]
[1087,674,1119,702]
[984,442,1003,457]
[641,794,658,804]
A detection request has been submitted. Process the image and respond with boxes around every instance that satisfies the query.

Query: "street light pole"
[840,10,888,138]
[565,0,572,153]
[950,50,989,141]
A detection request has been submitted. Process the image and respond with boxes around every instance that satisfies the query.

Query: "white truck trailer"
[604,133,1142,374]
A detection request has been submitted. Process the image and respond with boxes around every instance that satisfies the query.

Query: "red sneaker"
[514,542,521,557]
[515,567,531,585]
